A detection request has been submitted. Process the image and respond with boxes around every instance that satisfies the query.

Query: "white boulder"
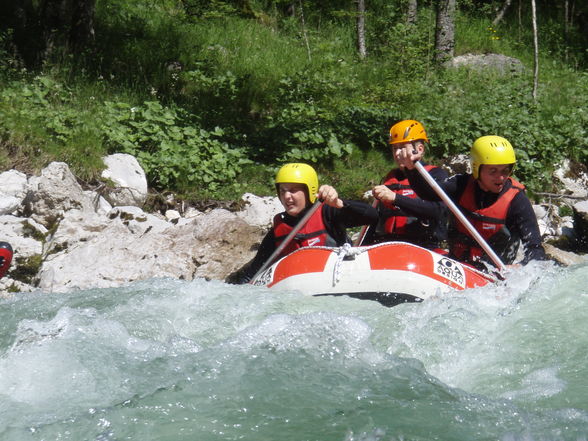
[37,207,264,293]
[236,193,283,229]
[0,170,28,215]
[24,162,96,226]
[553,160,588,199]
[101,153,148,207]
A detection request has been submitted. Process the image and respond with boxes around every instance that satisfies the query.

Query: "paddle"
[251,200,324,282]
[354,199,378,246]
[414,161,506,272]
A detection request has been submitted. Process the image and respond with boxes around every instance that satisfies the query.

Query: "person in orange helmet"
[363,120,449,252]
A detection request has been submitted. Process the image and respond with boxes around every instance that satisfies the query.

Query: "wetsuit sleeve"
[331,199,379,228]
[393,167,449,220]
[506,192,547,264]
[405,169,465,202]
[236,229,277,284]
[322,200,379,245]
[393,195,448,220]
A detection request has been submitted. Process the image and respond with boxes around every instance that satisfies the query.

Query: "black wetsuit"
[237,200,378,284]
[405,169,546,265]
[364,164,449,249]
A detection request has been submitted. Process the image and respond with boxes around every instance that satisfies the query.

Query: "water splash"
[1,261,587,440]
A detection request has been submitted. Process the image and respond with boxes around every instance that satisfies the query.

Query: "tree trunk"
[40,0,69,60]
[3,0,41,67]
[407,0,418,25]
[492,0,513,26]
[357,0,367,59]
[564,0,569,34]
[298,0,311,61]
[69,0,96,53]
[434,0,456,64]
[531,0,539,101]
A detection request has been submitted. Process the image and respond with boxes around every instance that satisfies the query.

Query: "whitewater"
[1,259,587,441]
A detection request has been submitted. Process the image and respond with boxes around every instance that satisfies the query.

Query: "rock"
[189,208,265,280]
[544,243,586,266]
[107,206,170,234]
[553,159,588,199]
[165,210,181,222]
[573,200,588,251]
[235,193,282,229]
[0,214,45,287]
[183,207,203,219]
[0,170,28,215]
[0,215,45,260]
[0,277,36,296]
[101,153,148,207]
[557,216,575,239]
[533,204,558,237]
[84,190,113,215]
[23,162,96,227]
[0,169,28,200]
[446,53,524,74]
[441,154,471,175]
[0,196,22,216]
[36,208,263,292]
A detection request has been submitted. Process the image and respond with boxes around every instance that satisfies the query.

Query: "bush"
[100,100,252,193]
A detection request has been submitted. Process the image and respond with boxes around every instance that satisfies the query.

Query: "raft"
[250,242,494,307]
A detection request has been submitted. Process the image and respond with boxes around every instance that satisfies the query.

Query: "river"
[1,259,587,440]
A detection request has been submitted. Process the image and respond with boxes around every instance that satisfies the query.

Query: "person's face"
[278,183,309,216]
[477,164,513,193]
[391,141,424,167]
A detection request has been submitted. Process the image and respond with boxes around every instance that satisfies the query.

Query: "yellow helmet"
[389,120,429,145]
[275,163,319,203]
[470,135,516,179]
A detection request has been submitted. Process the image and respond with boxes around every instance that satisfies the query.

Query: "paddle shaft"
[251,200,323,281]
[353,199,378,246]
[414,161,506,272]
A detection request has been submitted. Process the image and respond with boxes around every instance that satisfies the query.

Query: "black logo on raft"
[253,267,273,286]
[434,257,465,287]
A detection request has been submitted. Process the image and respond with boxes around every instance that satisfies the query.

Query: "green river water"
[1,259,587,441]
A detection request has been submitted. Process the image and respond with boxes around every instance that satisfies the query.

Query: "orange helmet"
[389,120,429,145]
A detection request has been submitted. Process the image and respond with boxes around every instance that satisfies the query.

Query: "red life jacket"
[452,176,525,262]
[380,165,437,234]
[273,205,331,258]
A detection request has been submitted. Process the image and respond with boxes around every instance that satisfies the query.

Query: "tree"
[434,0,456,64]
[492,0,513,26]
[1,0,96,68]
[407,0,418,24]
[69,0,97,53]
[357,0,367,59]
[531,0,539,100]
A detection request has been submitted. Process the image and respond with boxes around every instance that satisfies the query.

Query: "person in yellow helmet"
[237,163,378,283]
[363,120,449,251]
[395,135,546,269]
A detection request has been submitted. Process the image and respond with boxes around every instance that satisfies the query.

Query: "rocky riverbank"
[1,154,587,296]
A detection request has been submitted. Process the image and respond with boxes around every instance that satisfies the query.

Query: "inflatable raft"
[250,242,494,307]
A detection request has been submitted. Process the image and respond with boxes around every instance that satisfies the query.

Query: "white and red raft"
[250,242,495,307]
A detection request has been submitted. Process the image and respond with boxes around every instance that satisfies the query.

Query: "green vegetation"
[9,254,43,285]
[1,1,587,202]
